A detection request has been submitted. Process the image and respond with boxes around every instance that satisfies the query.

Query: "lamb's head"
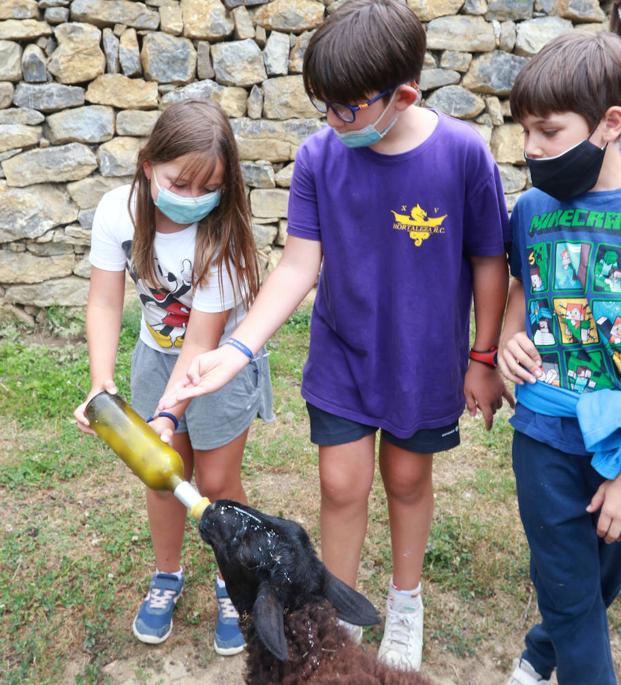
[199,500,380,661]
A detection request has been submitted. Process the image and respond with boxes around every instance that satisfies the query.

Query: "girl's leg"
[193,429,250,656]
[146,430,194,573]
[193,428,249,503]
[379,440,434,590]
[319,434,376,587]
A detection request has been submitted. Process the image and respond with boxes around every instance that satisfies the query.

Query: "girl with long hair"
[74,99,272,654]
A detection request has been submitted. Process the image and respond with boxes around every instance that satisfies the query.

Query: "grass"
[0,303,619,684]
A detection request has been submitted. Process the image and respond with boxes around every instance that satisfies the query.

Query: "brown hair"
[129,99,259,308]
[303,0,426,104]
[510,31,621,129]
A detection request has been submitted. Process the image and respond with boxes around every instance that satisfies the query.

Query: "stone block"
[0,19,52,40]
[0,41,22,82]
[231,117,324,161]
[419,68,460,92]
[262,75,320,119]
[232,5,254,39]
[197,42,214,79]
[22,44,47,82]
[440,51,473,73]
[5,275,90,306]
[160,3,183,34]
[141,32,196,84]
[498,163,527,194]
[254,0,324,33]
[250,188,289,218]
[425,85,485,119]
[2,142,97,186]
[181,0,234,40]
[554,0,605,23]
[274,161,294,187]
[102,27,120,73]
[515,16,573,56]
[119,27,141,76]
[264,30,289,76]
[0,83,14,109]
[161,79,247,117]
[0,182,78,241]
[288,30,313,74]
[67,174,132,209]
[491,123,525,164]
[247,84,262,119]
[408,0,466,21]
[485,0,533,20]
[0,249,75,284]
[47,22,105,84]
[0,0,40,20]
[0,107,44,125]
[116,109,159,136]
[427,16,496,52]
[97,136,142,176]
[211,40,267,87]
[86,74,158,109]
[71,0,160,29]
[46,105,115,144]
[462,50,528,96]
[241,160,275,188]
[13,82,85,112]
[0,123,41,153]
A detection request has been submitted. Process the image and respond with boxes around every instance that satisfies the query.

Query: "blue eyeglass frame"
[311,88,394,123]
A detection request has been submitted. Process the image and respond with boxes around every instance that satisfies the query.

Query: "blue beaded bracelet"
[146,411,179,430]
[224,337,254,360]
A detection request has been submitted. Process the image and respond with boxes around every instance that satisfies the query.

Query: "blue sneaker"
[214,581,245,655]
[132,572,184,644]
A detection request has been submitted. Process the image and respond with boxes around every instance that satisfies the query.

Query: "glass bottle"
[85,391,210,519]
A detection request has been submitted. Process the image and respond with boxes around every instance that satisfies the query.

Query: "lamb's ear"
[323,570,380,626]
[252,581,288,662]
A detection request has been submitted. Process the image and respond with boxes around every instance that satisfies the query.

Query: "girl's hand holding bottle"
[74,379,118,435]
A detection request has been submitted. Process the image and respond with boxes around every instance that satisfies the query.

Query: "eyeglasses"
[309,89,394,123]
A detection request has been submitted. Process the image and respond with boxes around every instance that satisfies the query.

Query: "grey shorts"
[131,340,274,451]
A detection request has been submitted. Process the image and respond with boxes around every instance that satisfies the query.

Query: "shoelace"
[383,611,419,650]
[146,588,177,610]
[218,595,240,619]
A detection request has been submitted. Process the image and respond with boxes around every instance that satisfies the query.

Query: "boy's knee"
[320,471,371,507]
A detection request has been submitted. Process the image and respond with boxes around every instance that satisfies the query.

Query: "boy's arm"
[159,235,322,406]
[497,278,544,384]
[464,254,514,430]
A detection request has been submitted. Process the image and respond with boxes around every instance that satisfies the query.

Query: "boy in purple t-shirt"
[161,0,511,671]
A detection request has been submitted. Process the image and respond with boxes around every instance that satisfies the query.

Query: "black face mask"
[526,134,607,202]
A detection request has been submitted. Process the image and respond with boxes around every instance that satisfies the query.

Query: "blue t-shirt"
[287,112,509,437]
[509,187,621,454]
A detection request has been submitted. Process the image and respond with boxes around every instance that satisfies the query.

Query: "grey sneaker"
[507,658,552,685]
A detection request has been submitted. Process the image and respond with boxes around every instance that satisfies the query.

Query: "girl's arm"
[497,277,544,385]
[463,254,514,430]
[74,267,126,433]
[159,235,322,407]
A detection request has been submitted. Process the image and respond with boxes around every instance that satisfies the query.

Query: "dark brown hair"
[510,31,621,129]
[303,0,426,104]
[129,99,259,307]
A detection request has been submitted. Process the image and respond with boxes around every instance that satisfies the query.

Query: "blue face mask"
[335,91,400,149]
[152,170,221,225]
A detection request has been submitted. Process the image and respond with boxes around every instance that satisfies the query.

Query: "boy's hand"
[158,345,249,409]
[586,475,621,543]
[464,363,514,430]
[74,380,118,435]
[497,332,544,385]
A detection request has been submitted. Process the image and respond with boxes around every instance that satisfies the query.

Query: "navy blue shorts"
[306,402,460,454]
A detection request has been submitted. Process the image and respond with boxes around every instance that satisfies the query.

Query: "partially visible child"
[160,0,511,672]
[498,30,621,685]
[74,100,273,654]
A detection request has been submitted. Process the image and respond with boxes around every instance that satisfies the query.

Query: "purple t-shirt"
[288,112,510,437]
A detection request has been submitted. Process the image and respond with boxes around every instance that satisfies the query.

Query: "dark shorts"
[306,402,460,454]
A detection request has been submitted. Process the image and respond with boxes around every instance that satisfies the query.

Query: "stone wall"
[0,0,611,326]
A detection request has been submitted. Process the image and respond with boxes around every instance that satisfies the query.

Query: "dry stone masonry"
[0,0,610,325]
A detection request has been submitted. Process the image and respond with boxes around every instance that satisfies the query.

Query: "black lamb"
[199,500,434,685]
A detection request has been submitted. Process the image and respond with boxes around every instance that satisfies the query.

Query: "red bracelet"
[469,346,498,369]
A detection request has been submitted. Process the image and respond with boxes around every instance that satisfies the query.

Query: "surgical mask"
[526,130,607,202]
[152,170,221,224]
[335,91,400,149]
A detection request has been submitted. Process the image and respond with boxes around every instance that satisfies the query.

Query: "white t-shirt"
[89,184,247,355]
